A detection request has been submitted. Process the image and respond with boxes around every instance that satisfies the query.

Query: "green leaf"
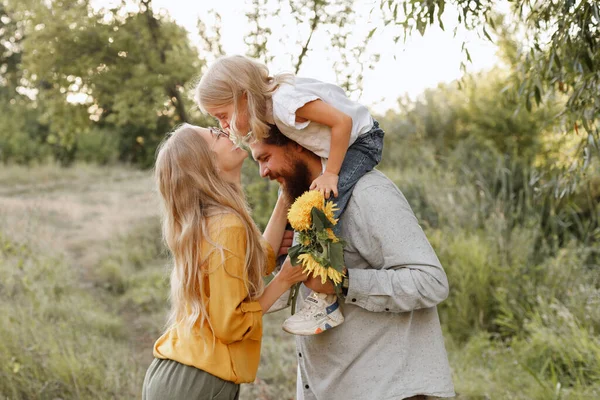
[534,85,542,106]
[367,27,377,40]
[554,53,562,69]
[311,208,325,231]
[333,282,343,298]
[329,242,345,271]
[581,51,594,72]
[482,27,492,42]
[311,207,335,229]
[288,244,302,266]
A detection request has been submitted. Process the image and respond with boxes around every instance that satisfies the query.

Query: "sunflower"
[323,201,339,226]
[287,191,325,231]
[325,228,339,243]
[298,253,319,274]
[298,253,344,285]
[327,267,344,285]
[287,191,346,295]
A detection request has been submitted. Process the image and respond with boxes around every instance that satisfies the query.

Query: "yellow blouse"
[153,213,276,384]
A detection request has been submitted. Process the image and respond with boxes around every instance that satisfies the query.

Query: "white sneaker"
[282,291,344,335]
[265,288,291,314]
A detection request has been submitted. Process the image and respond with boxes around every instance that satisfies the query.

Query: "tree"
[6,0,205,165]
[378,0,599,168]
[241,0,379,97]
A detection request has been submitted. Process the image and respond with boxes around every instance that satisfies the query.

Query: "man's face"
[251,141,312,200]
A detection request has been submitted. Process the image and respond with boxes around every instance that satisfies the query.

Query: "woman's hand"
[278,230,294,257]
[277,257,308,288]
[259,257,308,312]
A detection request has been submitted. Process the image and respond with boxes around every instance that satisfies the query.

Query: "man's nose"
[259,164,270,178]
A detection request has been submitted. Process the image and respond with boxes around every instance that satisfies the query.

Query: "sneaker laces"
[296,294,325,317]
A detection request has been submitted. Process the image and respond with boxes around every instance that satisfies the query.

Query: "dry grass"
[0,163,298,399]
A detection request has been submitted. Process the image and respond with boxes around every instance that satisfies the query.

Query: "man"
[251,126,455,400]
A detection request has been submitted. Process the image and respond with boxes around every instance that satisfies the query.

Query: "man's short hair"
[262,124,295,147]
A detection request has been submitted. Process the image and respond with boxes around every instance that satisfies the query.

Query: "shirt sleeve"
[207,221,263,344]
[272,83,319,130]
[343,183,450,313]
[261,239,276,276]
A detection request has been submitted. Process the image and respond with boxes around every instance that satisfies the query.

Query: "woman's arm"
[257,257,307,312]
[207,220,306,344]
[262,193,290,256]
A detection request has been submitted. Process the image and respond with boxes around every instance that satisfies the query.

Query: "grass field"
[1,163,598,399]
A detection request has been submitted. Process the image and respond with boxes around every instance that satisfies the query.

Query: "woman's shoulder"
[207,212,246,233]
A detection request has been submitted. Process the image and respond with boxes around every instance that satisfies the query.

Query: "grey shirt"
[295,170,455,400]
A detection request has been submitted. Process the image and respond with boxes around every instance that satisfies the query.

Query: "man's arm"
[306,180,449,313]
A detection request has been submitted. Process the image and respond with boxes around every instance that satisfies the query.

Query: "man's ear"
[292,143,305,153]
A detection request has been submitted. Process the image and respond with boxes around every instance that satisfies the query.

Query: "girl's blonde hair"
[195,55,293,143]
[154,123,267,338]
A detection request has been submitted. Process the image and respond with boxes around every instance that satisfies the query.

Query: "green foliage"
[73,128,121,165]
[3,0,205,166]
[380,0,600,168]
[242,157,279,230]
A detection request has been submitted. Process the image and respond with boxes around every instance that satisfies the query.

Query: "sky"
[94,0,504,114]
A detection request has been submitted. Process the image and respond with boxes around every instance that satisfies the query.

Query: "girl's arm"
[262,194,290,257]
[295,99,353,198]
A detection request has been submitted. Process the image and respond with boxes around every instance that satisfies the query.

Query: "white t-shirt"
[271,77,373,159]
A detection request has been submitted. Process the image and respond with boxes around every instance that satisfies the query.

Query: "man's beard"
[280,159,313,202]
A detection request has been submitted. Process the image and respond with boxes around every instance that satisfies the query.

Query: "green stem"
[288,282,301,315]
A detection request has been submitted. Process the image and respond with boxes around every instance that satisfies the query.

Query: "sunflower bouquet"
[286,191,346,315]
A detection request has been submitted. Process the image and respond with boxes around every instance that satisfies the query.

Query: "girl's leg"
[333,120,385,232]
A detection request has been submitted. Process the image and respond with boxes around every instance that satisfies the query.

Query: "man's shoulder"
[353,169,398,194]
[346,170,408,210]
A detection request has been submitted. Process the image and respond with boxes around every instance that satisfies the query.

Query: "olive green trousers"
[142,358,240,400]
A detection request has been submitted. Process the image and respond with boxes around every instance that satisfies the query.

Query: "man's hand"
[304,274,335,294]
[278,230,294,257]
[309,171,339,199]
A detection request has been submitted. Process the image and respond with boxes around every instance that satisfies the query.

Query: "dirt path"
[0,168,158,271]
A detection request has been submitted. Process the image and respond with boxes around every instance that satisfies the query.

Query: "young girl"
[195,55,385,336]
[142,124,307,399]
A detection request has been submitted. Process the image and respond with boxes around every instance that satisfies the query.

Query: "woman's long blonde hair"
[195,55,293,143]
[154,123,267,337]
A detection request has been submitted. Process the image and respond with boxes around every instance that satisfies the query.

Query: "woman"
[143,124,306,399]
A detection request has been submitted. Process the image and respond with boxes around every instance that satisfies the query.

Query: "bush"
[74,128,121,165]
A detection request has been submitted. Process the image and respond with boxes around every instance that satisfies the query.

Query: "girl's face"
[205,97,250,135]
[197,127,248,184]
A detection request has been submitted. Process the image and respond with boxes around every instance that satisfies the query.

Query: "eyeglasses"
[209,127,230,140]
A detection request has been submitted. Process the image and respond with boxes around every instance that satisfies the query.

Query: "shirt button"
[351,298,357,302]
[385,308,390,311]
[298,352,302,357]
[305,384,310,389]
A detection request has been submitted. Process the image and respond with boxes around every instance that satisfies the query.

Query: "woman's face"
[197,127,248,183]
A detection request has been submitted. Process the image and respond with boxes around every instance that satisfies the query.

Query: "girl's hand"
[310,171,339,199]
[277,257,308,288]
